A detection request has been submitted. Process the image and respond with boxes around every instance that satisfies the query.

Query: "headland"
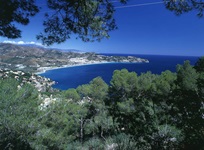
[0,43,149,74]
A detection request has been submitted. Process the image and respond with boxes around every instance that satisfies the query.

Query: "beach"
[35,60,113,74]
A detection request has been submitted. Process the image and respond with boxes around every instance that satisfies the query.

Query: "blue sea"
[39,54,200,90]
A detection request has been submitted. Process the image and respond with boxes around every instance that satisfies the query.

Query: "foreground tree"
[76,77,113,143]
[194,56,204,72]
[170,61,204,149]
[164,0,204,17]
[0,79,42,149]
[0,0,39,38]
[1,0,204,45]
[107,69,158,149]
[0,59,203,149]
[37,99,83,149]
[0,0,127,45]
[37,0,127,45]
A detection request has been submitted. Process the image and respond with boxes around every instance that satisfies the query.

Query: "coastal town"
[0,43,149,74]
[0,69,55,92]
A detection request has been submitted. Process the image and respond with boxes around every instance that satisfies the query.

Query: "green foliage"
[154,70,176,96]
[111,69,138,92]
[137,71,157,94]
[0,0,39,38]
[1,0,203,45]
[171,60,204,149]
[164,0,204,17]
[77,84,92,98]
[111,133,137,150]
[89,77,108,100]
[36,100,82,149]
[83,138,104,150]
[176,60,198,91]
[66,138,105,150]
[63,88,80,101]
[1,0,128,44]
[76,77,113,143]
[66,141,83,150]
[0,78,42,149]
[1,58,204,149]
[151,124,184,150]
[36,0,127,45]
[194,56,204,73]
[108,69,157,148]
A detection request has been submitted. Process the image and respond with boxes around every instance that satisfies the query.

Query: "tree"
[107,69,188,149]
[2,0,203,45]
[0,78,42,149]
[63,88,80,101]
[76,77,113,143]
[37,0,127,45]
[194,56,204,72]
[0,0,127,45]
[170,61,204,149]
[0,0,39,38]
[194,57,204,104]
[108,69,158,149]
[164,0,204,17]
[108,69,138,130]
[37,99,83,149]
[89,77,109,100]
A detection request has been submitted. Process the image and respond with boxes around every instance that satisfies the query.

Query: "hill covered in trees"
[0,57,203,149]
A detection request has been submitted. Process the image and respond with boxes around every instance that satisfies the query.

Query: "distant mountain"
[19,43,47,49]
[0,43,46,56]
[19,43,83,53]
[0,43,149,73]
[48,48,84,53]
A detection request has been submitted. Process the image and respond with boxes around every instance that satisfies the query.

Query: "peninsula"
[0,43,149,73]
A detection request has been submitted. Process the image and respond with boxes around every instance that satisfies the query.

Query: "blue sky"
[1,0,204,56]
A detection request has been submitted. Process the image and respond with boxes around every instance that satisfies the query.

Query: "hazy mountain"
[48,48,83,53]
[0,43,149,73]
[19,43,83,53]
[0,43,46,56]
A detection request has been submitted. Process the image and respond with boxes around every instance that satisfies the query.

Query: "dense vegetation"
[0,58,204,150]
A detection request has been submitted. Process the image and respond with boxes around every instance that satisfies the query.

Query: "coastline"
[35,61,147,75]
[35,61,115,75]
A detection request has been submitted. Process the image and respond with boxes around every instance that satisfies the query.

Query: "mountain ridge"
[0,43,149,73]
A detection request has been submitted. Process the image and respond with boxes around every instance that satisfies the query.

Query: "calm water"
[39,54,199,90]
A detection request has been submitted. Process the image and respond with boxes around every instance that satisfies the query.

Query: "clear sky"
[1,0,204,56]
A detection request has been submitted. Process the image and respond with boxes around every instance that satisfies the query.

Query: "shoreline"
[35,61,115,75]
[35,61,147,75]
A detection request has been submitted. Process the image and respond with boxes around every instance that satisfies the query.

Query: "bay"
[39,54,199,90]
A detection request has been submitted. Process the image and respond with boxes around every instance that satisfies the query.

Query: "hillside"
[0,43,149,73]
[0,69,55,92]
